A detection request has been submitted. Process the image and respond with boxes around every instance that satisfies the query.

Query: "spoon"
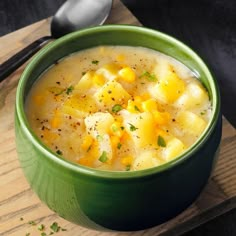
[0,0,113,82]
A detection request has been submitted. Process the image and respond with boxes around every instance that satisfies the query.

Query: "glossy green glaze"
[15,25,222,231]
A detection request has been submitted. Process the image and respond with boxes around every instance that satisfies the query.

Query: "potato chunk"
[174,81,208,109]
[84,112,115,138]
[96,63,120,80]
[94,80,131,109]
[149,62,185,103]
[177,111,207,137]
[121,111,156,148]
[62,93,97,118]
[162,137,185,161]
[133,150,162,170]
[74,71,94,91]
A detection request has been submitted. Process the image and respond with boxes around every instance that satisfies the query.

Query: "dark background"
[0,0,236,235]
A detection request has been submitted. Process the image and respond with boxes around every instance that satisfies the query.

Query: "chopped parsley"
[25,233,30,236]
[50,222,60,233]
[126,165,131,171]
[96,135,103,141]
[66,85,74,95]
[111,124,119,132]
[28,220,36,226]
[200,111,206,115]
[38,224,45,231]
[140,71,157,82]
[117,143,122,149]
[41,233,47,236]
[112,104,123,113]
[128,123,138,131]
[48,86,64,96]
[92,60,99,65]
[157,135,166,147]
[99,151,108,163]
[134,105,140,112]
[87,145,92,152]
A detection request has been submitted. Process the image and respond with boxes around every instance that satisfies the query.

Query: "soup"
[25,46,212,171]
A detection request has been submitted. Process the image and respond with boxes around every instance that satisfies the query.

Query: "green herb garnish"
[129,123,138,131]
[50,222,60,233]
[66,85,74,95]
[25,233,30,236]
[96,135,103,141]
[38,224,45,231]
[126,165,131,171]
[140,71,157,82]
[111,124,119,132]
[41,233,47,236]
[134,105,140,112]
[92,60,99,65]
[48,86,64,96]
[28,220,36,226]
[157,135,166,147]
[99,151,108,163]
[117,143,122,149]
[87,145,92,152]
[200,111,206,115]
[112,104,123,113]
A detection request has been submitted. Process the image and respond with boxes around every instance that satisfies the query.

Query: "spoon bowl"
[51,0,113,38]
[0,0,113,81]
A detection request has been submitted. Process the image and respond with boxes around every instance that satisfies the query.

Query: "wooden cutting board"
[0,0,236,235]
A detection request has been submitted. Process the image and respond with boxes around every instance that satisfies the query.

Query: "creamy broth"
[25,46,212,171]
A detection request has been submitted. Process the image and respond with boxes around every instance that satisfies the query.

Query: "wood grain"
[0,0,235,235]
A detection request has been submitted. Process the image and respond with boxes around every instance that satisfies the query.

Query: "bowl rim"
[16,24,221,179]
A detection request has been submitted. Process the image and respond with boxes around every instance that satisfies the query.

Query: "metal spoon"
[0,0,113,81]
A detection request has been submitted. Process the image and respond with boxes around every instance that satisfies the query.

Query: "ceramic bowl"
[15,25,222,231]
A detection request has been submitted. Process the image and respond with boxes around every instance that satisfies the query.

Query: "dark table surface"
[0,0,236,235]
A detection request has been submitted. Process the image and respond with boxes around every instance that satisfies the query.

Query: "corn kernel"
[78,156,93,167]
[120,131,130,142]
[141,93,151,100]
[153,111,170,125]
[81,135,94,150]
[93,74,106,86]
[126,100,140,113]
[118,67,136,83]
[110,122,124,137]
[142,99,157,112]
[110,135,120,148]
[134,96,143,103]
[121,156,133,166]
[156,128,167,137]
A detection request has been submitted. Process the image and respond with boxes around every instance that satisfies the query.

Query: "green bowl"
[15,25,222,231]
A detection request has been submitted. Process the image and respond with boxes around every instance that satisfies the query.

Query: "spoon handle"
[0,36,52,82]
